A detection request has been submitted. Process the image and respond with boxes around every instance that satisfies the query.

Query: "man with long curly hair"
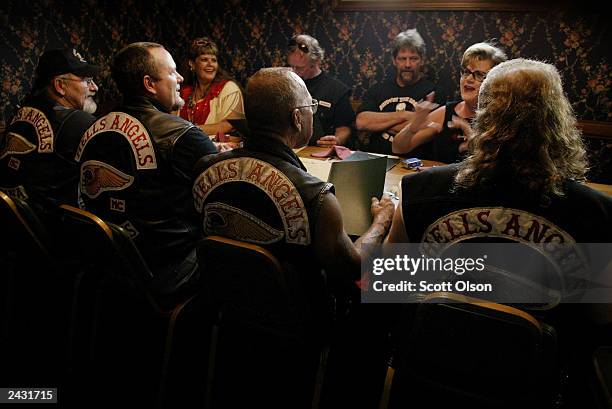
[384,58,611,406]
[386,58,611,306]
[387,58,610,244]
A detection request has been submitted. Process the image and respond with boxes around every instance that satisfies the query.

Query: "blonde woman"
[392,42,507,163]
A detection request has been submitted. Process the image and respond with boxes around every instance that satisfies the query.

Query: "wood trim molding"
[577,120,612,140]
[332,0,559,11]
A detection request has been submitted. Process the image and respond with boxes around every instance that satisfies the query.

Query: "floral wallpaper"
[1,0,610,180]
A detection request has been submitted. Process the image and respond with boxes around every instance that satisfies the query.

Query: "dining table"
[295,145,612,197]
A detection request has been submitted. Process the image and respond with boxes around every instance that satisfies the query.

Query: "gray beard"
[83,98,97,114]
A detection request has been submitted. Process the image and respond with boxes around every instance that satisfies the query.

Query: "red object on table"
[310,145,352,160]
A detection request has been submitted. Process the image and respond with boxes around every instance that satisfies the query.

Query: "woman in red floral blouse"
[179,37,244,143]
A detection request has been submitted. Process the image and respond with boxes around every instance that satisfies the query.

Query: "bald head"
[246,67,312,137]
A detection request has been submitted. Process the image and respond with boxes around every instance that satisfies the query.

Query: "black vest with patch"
[401,164,611,244]
[193,136,334,297]
[0,93,96,211]
[76,97,202,276]
[401,164,612,308]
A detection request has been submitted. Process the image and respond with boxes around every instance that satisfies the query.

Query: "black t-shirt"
[358,76,441,155]
[304,72,355,145]
[429,100,465,164]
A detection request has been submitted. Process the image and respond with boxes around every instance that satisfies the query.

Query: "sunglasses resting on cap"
[288,38,309,54]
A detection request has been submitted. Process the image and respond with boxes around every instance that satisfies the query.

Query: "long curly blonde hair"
[455,59,588,197]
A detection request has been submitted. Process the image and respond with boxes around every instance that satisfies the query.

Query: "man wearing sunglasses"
[287,34,355,147]
[356,29,444,155]
[0,48,101,213]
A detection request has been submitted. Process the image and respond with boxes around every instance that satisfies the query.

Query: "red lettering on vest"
[247,163,264,183]
[280,196,301,215]
[522,220,552,243]
[262,171,282,191]
[477,210,492,233]
[460,213,478,235]
[138,154,154,167]
[502,213,521,237]
[288,227,307,241]
[272,183,290,200]
[422,208,575,246]
[110,114,121,129]
[127,124,140,138]
[442,219,462,241]
[227,160,238,179]
[428,225,447,243]
[77,113,157,170]
[119,117,132,133]
[193,157,311,245]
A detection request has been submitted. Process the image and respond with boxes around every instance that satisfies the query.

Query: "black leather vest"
[401,164,612,308]
[0,93,96,212]
[193,137,333,283]
[76,97,203,273]
[401,164,611,244]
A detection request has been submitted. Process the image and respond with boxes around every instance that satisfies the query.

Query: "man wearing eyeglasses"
[287,34,355,147]
[0,48,100,213]
[192,67,394,406]
[194,68,393,281]
[356,29,444,155]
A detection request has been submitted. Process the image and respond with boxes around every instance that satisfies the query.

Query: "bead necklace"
[187,82,212,123]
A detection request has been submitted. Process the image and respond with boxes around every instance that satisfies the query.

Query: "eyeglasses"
[295,99,318,114]
[288,38,309,54]
[58,76,96,86]
[460,67,487,82]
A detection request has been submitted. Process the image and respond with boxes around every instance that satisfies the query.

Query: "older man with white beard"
[0,48,101,212]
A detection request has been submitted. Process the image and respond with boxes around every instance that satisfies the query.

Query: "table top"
[296,146,612,197]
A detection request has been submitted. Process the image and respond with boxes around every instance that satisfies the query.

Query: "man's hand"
[447,115,473,153]
[215,142,240,152]
[371,194,395,233]
[409,92,439,133]
[389,120,411,135]
[316,135,338,146]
